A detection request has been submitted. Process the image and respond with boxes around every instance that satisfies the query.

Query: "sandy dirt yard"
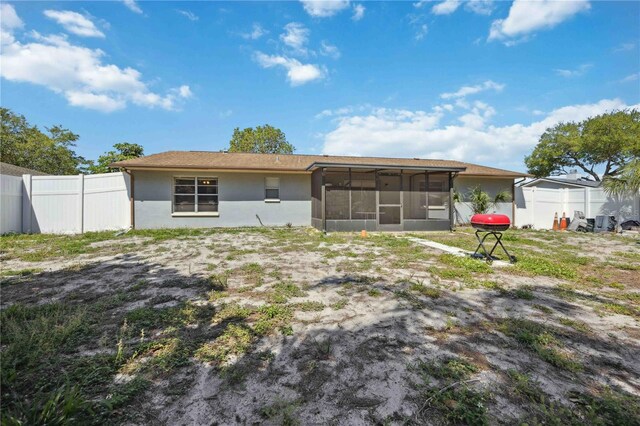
[1,227,639,425]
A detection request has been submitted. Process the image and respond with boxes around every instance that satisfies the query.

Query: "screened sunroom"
[309,162,465,232]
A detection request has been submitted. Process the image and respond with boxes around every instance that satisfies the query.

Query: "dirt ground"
[1,227,639,425]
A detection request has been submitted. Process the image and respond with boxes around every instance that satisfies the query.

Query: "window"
[173,177,218,214]
[265,177,280,200]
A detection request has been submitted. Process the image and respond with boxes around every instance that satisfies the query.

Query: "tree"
[0,108,90,175]
[467,186,511,215]
[88,142,144,174]
[525,109,640,181]
[228,125,295,154]
[603,159,640,197]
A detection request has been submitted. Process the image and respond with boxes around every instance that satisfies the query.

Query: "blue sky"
[1,0,639,172]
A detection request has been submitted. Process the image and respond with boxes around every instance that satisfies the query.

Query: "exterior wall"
[454,176,515,224]
[133,171,311,229]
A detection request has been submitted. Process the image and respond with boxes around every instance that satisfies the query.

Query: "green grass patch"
[195,323,253,364]
[498,318,582,372]
[414,357,488,425]
[409,282,441,299]
[439,254,493,273]
[514,256,577,280]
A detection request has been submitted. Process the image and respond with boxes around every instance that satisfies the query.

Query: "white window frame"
[172,176,219,216]
[265,177,280,202]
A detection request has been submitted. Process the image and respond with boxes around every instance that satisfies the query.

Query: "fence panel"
[84,173,131,232]
[0,174,23,234]
[27,175,82,234]
[11,172,131,234]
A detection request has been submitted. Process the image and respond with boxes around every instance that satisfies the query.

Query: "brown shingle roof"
[111,151,531,178]
[0,162,49,177]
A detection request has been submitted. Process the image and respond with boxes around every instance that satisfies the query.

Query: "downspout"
[321,167,326,233]
[123,169,135,230]
[449,172,457,231]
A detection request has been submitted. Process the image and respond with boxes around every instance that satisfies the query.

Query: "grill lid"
[470,214,511,226]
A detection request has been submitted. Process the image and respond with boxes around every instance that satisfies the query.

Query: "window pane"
[198,185,218,195]
[175,185,195,194]
[265,177,279,189]
[266,188,279,199]
[198,195,218,212]
[174,195,195,212]
[175,178,195,185]
[198,178,216,186]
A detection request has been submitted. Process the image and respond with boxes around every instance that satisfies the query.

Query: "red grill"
[470,213,511,232]
[469,214,516,263]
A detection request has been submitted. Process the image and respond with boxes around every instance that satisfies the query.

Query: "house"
[111,151,530,232]
[0,162,49,177]
[519,176,601,190]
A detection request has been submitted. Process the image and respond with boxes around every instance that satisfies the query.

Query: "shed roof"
[520,177,601,188]
[111,151,531,178]
[0,162,49,177]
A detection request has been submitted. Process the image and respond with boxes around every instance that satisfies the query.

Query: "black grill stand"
[470,230,517,264]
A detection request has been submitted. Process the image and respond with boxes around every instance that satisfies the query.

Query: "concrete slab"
[406,237,513,267]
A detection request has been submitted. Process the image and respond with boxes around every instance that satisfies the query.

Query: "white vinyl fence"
[514,186,640,229]
[0,172,131,234]
[1,174,24,234]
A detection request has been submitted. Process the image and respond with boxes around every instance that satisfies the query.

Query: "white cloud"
[218,109,233,119]
[241,23,267,40]
[177,10,199,21]
[319,99,638,171]
[614,42,635,53]
[432,0,462,15]
[554,63,592,78]
[415,24,428,40]
[320,40,340,59]
[1,3,24,32]
[619,73,639,83]
[43,10,105,38]
[122,0,142,14]
[300,0,350,17]
[489,0,590,44]
[254,52,325,86]
[408,14,429,41]
[280,22,309,55]
[352,4,365,21]
[465,0,494,16]
[440,80,505,100]
[1,8,191,112]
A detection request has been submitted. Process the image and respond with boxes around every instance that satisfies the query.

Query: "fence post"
[78,174,84,234]
[530,188,536,228]
[22,174,32,233]
[585,188,591,218]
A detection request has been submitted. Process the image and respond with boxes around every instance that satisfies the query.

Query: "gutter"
[306,162,467,172]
